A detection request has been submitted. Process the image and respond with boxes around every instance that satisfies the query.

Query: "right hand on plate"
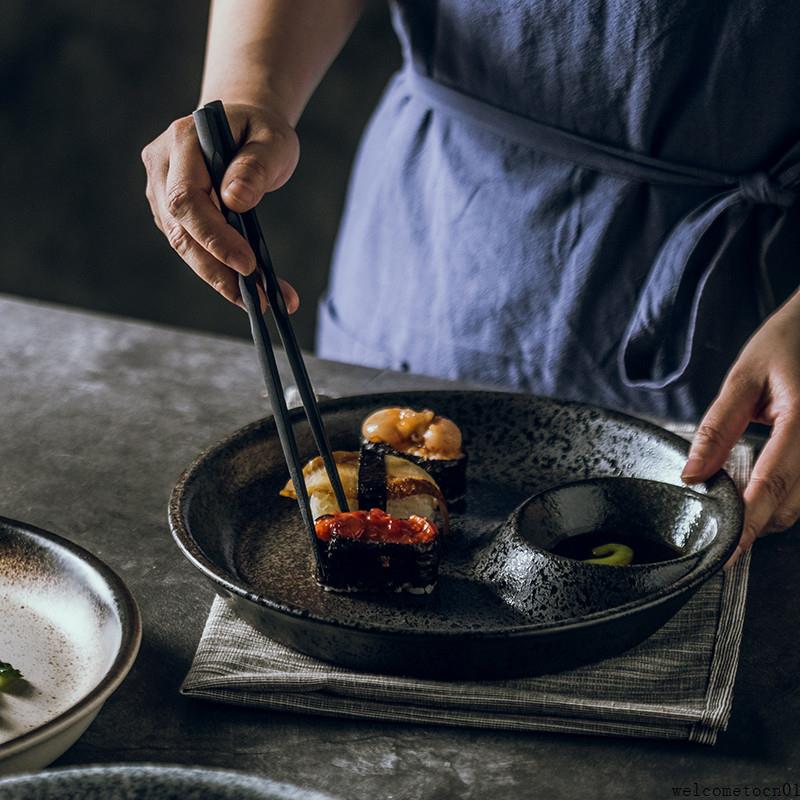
[142,103,300,312]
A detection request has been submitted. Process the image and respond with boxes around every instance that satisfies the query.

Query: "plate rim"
[0,517,142,761]
[0,763,334,799]
[168,389,743,639]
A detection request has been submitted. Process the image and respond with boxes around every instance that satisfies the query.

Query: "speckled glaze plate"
[169,391,742,679]
[0,765,335,799]
[0,518,141,774]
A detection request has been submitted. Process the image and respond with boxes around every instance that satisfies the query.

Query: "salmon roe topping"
[314,508,438,545]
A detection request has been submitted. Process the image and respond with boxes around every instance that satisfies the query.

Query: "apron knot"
[402,64,799,390]
[738,171,795,207]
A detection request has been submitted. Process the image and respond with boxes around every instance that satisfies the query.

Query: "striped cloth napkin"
[181,426,753,744]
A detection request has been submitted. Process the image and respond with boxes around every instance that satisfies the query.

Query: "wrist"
[786,286,800,311]
[774,286,800,324]
[199,75,299,128]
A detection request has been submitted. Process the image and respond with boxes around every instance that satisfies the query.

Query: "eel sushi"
[280,447,448,593]
[361,407,467,511]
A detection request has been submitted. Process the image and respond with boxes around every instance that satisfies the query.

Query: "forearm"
[200,0,367,126]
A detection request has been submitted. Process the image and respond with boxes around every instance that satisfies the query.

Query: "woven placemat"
[182,429,752,744]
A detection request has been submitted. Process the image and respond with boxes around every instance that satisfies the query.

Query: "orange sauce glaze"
[314,508,438,545]
[361,407,463,460]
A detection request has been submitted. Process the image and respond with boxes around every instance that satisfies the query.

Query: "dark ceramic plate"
[0,765,335,800]
[169,391,742,679]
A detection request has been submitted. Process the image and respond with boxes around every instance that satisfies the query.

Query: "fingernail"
[285,290,300,314]
[725,549,740,571]
[723,545,742,572]
[229,252,254,274]
[681,456,705,481]
[224,179,256,208]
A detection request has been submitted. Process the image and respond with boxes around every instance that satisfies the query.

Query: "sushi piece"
[280,447,448,593]
[280,449,448,530]
[313,508,440,593]
[361,407,467,511]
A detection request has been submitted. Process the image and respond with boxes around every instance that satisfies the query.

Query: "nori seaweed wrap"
[356,442,388,511]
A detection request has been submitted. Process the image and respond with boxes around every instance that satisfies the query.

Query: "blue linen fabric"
[316,0,800,421]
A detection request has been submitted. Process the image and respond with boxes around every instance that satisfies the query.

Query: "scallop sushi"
[361,407,467,511]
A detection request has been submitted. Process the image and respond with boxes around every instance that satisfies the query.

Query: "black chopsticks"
[192,100,349,570]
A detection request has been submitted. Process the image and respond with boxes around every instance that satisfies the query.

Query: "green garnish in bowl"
[583,543,634,566]
[0,661,23,690]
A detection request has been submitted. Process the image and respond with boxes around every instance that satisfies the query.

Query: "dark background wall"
[1,2,399,350]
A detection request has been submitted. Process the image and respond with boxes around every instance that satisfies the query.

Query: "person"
[142,0,800,568]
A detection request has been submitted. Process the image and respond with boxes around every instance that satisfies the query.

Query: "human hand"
[142,103,300,311]
[681,291,800,569]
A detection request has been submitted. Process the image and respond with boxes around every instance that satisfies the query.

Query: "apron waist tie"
[404,65,800,390]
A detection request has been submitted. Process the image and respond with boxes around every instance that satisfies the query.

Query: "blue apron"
[317,0,800,421]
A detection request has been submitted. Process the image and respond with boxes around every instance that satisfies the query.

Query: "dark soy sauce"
[550,530,682,565]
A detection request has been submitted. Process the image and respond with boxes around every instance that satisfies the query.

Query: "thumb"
[682,373,758,483]
[221,123,299,212]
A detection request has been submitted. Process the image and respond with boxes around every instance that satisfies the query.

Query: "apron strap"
[404,66,800,389]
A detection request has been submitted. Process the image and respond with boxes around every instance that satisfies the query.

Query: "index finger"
[740,412,800,549]
[162,122,256,275]
[682,372,758,483]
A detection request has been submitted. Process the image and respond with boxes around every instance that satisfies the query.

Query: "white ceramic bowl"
[0,517,141,774]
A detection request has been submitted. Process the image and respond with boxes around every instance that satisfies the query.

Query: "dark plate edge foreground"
[0,517,142,760]
[168,390,743,641]
[0,764,334,799]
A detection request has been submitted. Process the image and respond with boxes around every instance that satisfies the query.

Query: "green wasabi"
[583,542,635,566]
[0,661,23,691]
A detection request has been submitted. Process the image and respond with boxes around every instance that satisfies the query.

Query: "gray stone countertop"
[1,295,797,799]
